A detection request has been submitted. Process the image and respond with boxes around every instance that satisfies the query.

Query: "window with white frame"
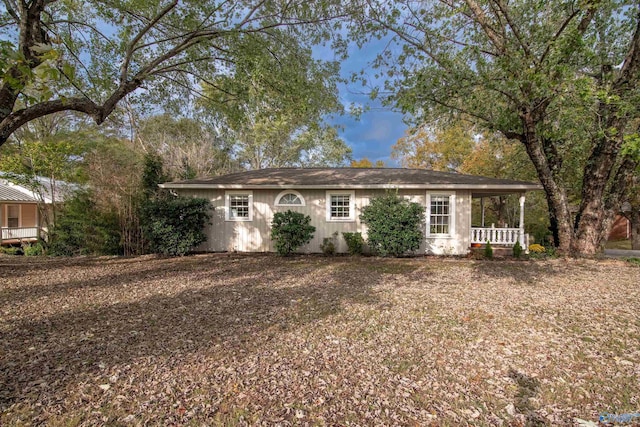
[326,191,355,221]
[427,193,455,236]
[7,205,19,228]
[275,190,305,206]
[225,191,253,221]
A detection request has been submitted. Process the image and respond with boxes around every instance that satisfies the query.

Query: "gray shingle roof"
[160,168,541,192]
[0,173,75,203]
[0,183,37,202]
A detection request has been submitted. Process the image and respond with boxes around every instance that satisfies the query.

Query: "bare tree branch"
[120,0,179,83]
[2,0,20,22]
[493,0,532,60]
[462,0,505,54]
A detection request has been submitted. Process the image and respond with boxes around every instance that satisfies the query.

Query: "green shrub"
[23,242,44,256]
[543,244,558,258]
[320,232,337,255]
[141,195,211,256]
[271,210,315,256]
[342,232,364,255]
[142,153,169,199]
[528,243,545,253]
[49,190,122,256]
[360,192,425,257]
[484,240,493,259]
[512,240,523,259]
[0,246,21,255]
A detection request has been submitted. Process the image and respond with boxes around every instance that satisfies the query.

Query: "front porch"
[1,226,41,245]
[0,202,48,246]
[469,194,529,252]
[470,225,529,247]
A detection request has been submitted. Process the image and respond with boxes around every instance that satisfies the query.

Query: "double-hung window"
[326,190,355,221]
[7,205,19,228]
[427,193,455,236]
[225,191,253,221]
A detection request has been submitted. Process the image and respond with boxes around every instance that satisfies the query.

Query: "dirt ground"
[1,254,639,426]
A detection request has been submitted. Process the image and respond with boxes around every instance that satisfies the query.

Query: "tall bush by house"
[141,195,211,256]
[360,192,425,257]
[49,190,122,256]
[271,210,315,256]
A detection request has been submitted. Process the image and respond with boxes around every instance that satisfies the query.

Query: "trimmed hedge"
[141,195,211,256]
[271,210,315,256]
[360,192,425,257]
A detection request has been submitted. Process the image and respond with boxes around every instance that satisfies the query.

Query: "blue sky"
[318,40,409,166]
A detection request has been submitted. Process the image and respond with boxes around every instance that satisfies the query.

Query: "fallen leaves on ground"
[0,254,638,426]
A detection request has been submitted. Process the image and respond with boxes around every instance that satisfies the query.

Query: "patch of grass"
[382,357,416,373]
[605,239,632,250]
[364,261,418,274]
[624,257,640,266]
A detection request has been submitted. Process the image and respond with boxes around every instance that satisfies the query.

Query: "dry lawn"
[0,254,639,426]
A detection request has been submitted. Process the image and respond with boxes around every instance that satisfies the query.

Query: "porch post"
[519,194,525,247]
[480,197,485,227]
[36,204,41,241]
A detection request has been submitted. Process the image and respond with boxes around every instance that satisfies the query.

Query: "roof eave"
[159,183,543,191]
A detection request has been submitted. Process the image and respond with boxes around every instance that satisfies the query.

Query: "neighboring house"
[608,215,631,240]
[0,174,71,245]
[608,202,638,241]
[160,168,542,255]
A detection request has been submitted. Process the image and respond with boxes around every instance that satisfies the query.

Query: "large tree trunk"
[511,112,632,256]
[570,106,627,255]
[564,11,640,256]
[571,207,614,255]
[518,112,574,254]
[630,210,640,250]
[572,153,637,255]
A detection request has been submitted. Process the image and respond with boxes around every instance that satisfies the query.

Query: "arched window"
[275,190,305,206]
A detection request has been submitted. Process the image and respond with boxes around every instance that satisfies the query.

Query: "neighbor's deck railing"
[1,227,39,240]
[470,226,528,247]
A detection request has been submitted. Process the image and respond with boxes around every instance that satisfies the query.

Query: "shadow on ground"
[0,254,382,412]
[471,259,568,284]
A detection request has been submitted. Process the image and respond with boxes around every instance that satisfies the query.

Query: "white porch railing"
[470,226,528,247]
[1,227,40,240]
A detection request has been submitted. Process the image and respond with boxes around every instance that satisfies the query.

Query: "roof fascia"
[160,183,543,191]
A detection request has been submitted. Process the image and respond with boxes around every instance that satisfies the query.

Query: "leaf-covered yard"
[1,254,638,426]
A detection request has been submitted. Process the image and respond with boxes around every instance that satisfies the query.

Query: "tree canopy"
[391,124,475,172]
[356,0,640,255]
[350,157,385,168]
[134,114,234,179]
[202,30,351,169]
[0,0,350,145]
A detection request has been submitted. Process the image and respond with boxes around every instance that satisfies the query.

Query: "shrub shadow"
[0,255,380,413]
[471,259,565,284]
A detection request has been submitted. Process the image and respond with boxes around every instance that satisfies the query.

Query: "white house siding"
[456,190,472,253]
[423,190,471,255]
[177,188,471,255]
